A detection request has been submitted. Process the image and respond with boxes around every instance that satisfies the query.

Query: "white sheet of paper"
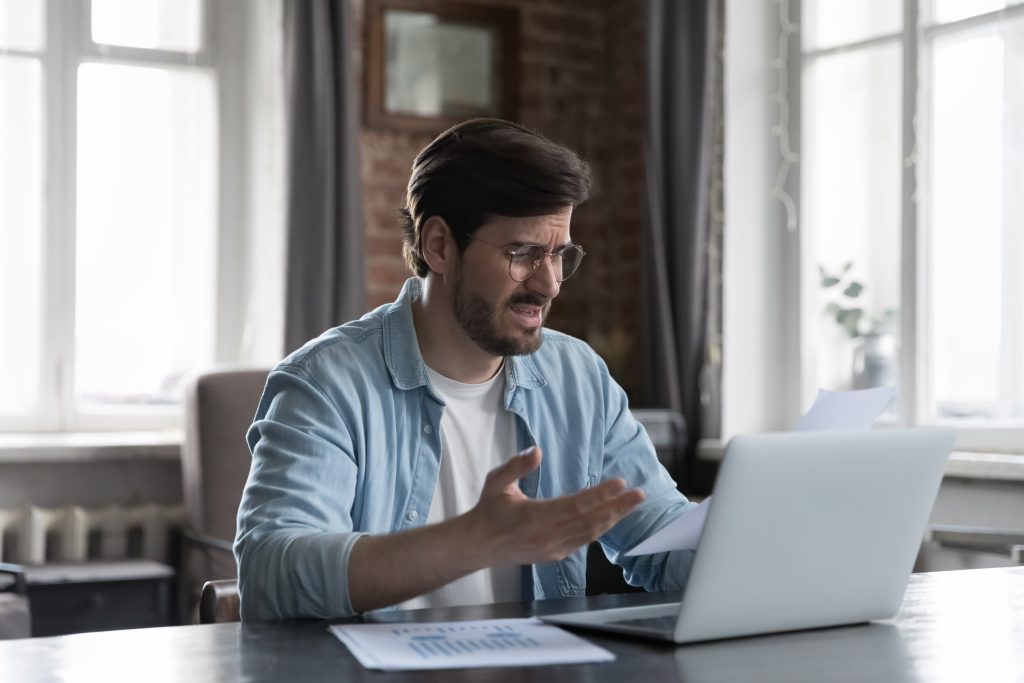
[329,617,615,671]
[793,387,896,432]
[624,498,711,556]
[624,387,896,557]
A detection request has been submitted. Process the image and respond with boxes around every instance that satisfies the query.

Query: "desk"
[2,566,1022,682]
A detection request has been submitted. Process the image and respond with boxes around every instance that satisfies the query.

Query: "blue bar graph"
[331,618,616,670]
[390,623,543,659]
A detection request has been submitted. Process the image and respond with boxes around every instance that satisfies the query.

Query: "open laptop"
[541,428,953,644]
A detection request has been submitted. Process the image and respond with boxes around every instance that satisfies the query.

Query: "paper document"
[625,387,895,556]
[625,498,710,556]
[329,617,615,671]
[793,387,896,432]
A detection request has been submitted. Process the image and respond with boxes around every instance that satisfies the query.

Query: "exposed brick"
[350,0,648,396]
[367,234,403,259]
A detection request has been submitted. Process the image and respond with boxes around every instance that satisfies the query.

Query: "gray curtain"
[283,0,364,353]
[643,0,724,483]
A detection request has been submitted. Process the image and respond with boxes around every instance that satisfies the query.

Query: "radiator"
[0,504,185,565]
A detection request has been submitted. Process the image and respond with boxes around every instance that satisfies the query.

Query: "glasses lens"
[557,246,584,281]
[507,245,585,282]
[509,246,546,281]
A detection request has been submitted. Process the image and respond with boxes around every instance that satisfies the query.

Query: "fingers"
[482,446,543,495]
[560,486,645,535]
[530,483,645,544]
[536,487,646,561]
[548,477,631,519]
[475,447,648,564]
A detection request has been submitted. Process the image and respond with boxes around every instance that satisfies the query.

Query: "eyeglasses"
[472,236,586,282]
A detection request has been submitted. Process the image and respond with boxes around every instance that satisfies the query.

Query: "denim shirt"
[235,278,695,621]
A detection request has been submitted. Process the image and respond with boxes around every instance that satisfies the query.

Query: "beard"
[451,265,549,357]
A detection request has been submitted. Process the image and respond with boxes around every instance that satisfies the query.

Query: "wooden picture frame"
[364,0,519,133]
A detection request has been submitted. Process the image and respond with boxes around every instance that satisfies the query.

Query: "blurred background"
[1,0,1022,635]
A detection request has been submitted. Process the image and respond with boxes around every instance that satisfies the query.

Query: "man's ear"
[421,216,456,275]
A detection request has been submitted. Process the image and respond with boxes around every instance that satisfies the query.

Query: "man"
[235,118,695,621]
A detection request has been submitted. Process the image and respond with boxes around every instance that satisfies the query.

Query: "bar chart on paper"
[400,622,539,656]
[329,618,615,670]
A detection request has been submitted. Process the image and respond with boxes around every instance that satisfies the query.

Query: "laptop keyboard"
[608,615,678,631]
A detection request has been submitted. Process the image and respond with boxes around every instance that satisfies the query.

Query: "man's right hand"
[348,445,644,613]
[462,446,646,566]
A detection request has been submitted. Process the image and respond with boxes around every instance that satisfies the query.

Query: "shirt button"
[423,424,433,435]
[407,510,419,521]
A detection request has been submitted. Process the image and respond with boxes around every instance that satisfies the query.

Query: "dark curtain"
[643,0,724,490]
[283,0,364,353]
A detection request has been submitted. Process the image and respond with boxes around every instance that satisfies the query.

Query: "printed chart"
[398,622,540,657]
[329,617,615,670]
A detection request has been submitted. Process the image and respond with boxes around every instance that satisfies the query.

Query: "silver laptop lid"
[673,428,953,643]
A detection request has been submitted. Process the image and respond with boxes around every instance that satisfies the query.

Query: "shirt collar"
[382,277,547,392]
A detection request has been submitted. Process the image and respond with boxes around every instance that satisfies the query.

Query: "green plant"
[820,262,896,339]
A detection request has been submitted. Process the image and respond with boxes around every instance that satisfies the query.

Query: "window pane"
[75,63,217,407]
[802,0,902,51]
[0,56,43,415]
[91,0,202,52]
[803,44,902,402]
[0,0,44,51]
[927,26,1023,419]
[929,0,1024,25]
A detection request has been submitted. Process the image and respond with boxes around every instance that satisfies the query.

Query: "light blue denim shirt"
[235,278,695,621]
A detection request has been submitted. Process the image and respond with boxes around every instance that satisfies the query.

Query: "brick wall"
[356,0,648,396]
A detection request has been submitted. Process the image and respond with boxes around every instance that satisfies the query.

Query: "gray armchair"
[180,368,269,619]
[199,579,241,623]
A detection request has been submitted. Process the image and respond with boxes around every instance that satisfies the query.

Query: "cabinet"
[25,561,176,636]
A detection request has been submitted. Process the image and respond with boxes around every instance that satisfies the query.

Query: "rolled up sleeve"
[234,367,365,621]
[593,361,696,592]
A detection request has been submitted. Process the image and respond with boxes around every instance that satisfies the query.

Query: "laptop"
[541,428,953,644]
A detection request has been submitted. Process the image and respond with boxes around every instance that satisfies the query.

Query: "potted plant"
[820,263,897,389]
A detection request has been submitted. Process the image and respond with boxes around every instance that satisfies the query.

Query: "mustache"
[507,293,549,308]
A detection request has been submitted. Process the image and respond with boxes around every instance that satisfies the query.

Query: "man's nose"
[525,255,560,299]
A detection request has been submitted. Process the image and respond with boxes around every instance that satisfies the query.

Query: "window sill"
[943,451,1024,483]
[0,432,182,464]
[696,439,1024,483]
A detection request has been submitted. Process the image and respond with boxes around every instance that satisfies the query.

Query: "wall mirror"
[365,0,519,132]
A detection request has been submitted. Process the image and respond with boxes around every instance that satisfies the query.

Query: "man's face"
[450,210,573,357]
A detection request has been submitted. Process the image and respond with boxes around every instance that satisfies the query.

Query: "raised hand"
[348,446,645,613]
[464,446,646,566]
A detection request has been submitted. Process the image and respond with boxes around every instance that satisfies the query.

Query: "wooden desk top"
[2,566,1022,682]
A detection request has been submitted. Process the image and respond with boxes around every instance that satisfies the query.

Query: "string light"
[771,0,799,231]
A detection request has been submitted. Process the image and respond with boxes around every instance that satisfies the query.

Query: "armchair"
[180,368,269,620]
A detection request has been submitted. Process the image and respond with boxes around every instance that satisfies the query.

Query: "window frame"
[0,0,250,433]
[795,0,1024,453]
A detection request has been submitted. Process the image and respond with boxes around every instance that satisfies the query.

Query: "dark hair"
[400,118,591,277]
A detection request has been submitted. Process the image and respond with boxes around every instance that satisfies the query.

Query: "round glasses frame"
[471,236,587,283]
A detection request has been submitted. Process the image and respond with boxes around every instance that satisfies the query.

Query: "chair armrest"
[0,563,27,596]
[181,527,235,556]
[199,579,240,624]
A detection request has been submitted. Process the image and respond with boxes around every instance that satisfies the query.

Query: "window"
[0,0,284,432]
[800,0,1024,449]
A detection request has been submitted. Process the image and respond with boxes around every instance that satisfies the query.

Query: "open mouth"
[507,303,544,329]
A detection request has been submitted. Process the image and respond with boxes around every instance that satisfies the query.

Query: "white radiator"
[0,504,185,565]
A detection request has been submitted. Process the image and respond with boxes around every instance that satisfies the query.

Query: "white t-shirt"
[398,363,521,610]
